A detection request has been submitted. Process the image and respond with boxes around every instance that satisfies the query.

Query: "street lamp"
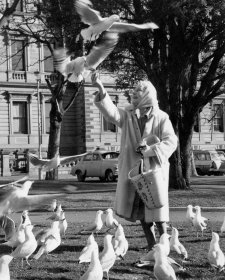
[34,71,42,179]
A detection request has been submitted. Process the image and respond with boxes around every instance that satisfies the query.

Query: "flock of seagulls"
[0,199,68,279]
[53,0,159,82]
[0,201,224,279]
[0,203,129,280]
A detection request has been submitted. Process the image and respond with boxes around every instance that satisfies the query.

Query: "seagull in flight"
[53,31,118,82]
[0,180,75,216]
[28,151,88,171]
[75,0,159,42]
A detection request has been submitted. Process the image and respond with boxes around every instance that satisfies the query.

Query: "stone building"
[0,0,224,176]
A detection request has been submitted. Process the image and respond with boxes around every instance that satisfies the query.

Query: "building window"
[213,103,224,132]
[12,102,28,134]
[43,44,54,72]
[102,98,118,133]
[11,40,26,71]
[45,102,51,134]
[194,112,200,132]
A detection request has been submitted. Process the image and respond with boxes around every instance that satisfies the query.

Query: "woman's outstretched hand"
[91,72,103,89]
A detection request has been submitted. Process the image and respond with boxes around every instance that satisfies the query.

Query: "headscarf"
[133,80,158,110]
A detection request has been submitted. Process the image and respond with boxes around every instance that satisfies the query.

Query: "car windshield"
[101,152,119,159]
[217,151,225,160]
[210,151,221,161]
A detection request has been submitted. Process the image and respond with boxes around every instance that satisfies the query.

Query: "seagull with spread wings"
[28,151,88,171]
[0,180,74,216]
[53,31,118,82]
[75,0,159,42]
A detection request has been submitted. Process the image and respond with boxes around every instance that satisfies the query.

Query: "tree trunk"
[45,99,63,180]
[169,145,188,189]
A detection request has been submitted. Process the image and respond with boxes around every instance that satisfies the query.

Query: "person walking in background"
[91,72,177,259]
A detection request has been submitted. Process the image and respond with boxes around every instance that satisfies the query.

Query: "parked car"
[71,149,119,182]
[193,150,225,175]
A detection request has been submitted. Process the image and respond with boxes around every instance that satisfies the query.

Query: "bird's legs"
[25,257,31,267]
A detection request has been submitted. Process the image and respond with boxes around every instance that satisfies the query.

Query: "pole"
[37,79,42,179]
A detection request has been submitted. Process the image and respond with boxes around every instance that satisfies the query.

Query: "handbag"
[128,158,167,209]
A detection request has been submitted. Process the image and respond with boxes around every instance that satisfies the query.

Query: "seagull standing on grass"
[138,233,171,265]
[99,234,116,280]
[48,199,57,212]
[35,220,61,246]
[20,210,32,227]
[79,233,99,263]
[104,208,119,232]
[153,244,177,280]
[136,233,185,272]
[75,0,159,42]
[80,210,104,234]
[113,224,129,260]
[28,152,88,171]
[186,205,195,225]
[170,227,188,260]
[208,232,225,272]
[47,204,63,221]
[0,255,13,280]
[79,247,103,280]
[33,221,61,260]
[58,210,68,239]
[53,31,118,83]
[192,205,208,237]
[11,224,37,267]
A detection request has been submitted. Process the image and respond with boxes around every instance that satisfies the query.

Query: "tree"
[89,0,225,189]
[2,0,84,179]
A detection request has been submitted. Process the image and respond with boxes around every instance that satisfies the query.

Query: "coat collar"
[125,104,160,116]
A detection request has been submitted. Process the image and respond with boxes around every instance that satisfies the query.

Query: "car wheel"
[196,168,203,176]
[105,169,114,182]
[99,176,105,182]
[76,170,86,182]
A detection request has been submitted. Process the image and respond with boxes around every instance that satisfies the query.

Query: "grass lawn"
[1,187,225,279]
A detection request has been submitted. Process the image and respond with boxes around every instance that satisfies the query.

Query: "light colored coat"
[95,93,177,222]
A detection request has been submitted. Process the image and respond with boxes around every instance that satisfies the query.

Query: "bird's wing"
[0,215,16,241]
[178,243,188,258]
[60,152,89,165]
[12,193,70,213]
[0,185,75,215]
[53,48,71,75]
[86,31,118,70]
[75,0,102,25]
[0,184,19,203]
[28,153,51,167]
[0,176,28,188]
[109,22,159,33]
[113,218,119,227]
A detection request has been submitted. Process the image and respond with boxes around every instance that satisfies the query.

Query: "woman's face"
[131,84,143,107]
